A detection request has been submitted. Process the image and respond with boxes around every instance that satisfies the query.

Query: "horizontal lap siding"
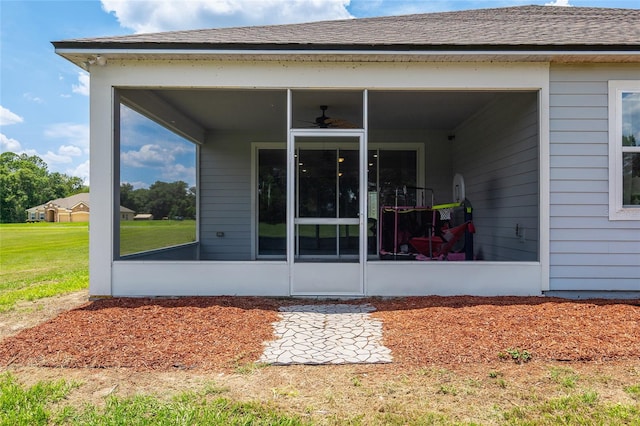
[454,92,539,261]
[199,133,253,260]
[549,64,640,291]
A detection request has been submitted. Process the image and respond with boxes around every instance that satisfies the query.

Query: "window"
[609,81,640,220]
[257,148,287,258]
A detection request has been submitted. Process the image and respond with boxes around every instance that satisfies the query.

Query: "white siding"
[453,92,540,261]
[549,64,640,292]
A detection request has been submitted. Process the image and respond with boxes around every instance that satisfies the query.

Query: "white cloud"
[42,150,73,165]
[67,160,90,185]
[545,0,573,6]
[101,0,353,33]
[58,145,83,156]
[44,123,90,151]
[121,143,174,167]
[0,105,24,126]
[0,133,22,152]
[162,162,196,184]
[72,72,90,96]
[123,180,150,189]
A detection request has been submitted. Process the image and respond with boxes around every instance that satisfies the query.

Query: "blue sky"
[1,0,638,188]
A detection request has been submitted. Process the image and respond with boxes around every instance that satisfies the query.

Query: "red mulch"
[0,296,638,371]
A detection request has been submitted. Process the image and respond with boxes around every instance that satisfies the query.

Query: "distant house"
[133,213,153,220]
[53,6,639,299]
[26,193,135,222]
[120,206,135,221]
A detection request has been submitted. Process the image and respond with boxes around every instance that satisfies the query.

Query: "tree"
[120,181,195,219]
[119,183,136,210]
[0,152,88,223]
[146,180,194,219]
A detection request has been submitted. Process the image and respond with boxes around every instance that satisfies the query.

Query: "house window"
[609,81,640,220]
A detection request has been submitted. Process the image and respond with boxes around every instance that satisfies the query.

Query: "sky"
[1,0,638,188]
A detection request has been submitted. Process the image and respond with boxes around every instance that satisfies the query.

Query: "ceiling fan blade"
[324,118,358,129]
[311,105,358,129]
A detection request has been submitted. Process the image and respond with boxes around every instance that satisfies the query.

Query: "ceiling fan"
[309,105,358,129]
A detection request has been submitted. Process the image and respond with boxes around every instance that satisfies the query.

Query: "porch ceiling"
[149,89,500,132]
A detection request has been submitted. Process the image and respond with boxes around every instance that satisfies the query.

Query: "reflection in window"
[118,104,197,258]
[622,92,640,207]
[258,149,287,257]
[378,150,418,206]
[298,149,337,218]
[368,150,418,257]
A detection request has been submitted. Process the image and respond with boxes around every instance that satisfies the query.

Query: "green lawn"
[0,373,307,426]
[0,221,197,311]
[0,222,89,312]
[120,220,196,255]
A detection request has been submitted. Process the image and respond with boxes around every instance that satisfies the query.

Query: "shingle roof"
[27,193,90,211]
[54,6,639,51]
[47,193,90,209]
[27,193,133,213]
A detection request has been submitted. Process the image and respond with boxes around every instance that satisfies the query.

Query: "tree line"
[1,151,196,223]
[120,181,196,220]
[0,152,87,223]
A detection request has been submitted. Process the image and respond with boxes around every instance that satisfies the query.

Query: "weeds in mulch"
[499,348,532,364]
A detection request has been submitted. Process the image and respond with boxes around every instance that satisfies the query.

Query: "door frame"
[287,129,367,296]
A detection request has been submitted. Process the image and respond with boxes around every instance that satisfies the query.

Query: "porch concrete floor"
[258,304,392,365]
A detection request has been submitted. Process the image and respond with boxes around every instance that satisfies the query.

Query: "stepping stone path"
[259,304,392,365]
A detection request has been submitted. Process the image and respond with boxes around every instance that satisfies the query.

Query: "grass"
[0,222,89,312]
[259,222,365,238]
[501,391,640,425]
[0,221,197,312]
[0,373,307,426]
[0,372,78,426]
[120,220,196,255]
[2,369,639,426]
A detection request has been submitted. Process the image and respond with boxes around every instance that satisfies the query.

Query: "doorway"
[289,131,366,295]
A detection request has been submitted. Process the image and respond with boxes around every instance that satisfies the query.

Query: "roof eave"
[55,46,640,71]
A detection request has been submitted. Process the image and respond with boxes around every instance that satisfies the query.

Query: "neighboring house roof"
[47,192,90,209]
[27,193,90,212]
[26,193,134,213]
[54,6,638,51]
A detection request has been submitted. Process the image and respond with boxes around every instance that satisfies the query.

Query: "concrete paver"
[259,304,392,365]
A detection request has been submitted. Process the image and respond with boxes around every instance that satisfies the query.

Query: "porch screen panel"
[118,104,197,259]
[294,137,360,261]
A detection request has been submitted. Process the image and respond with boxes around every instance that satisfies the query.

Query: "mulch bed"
[0,296,638,371]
